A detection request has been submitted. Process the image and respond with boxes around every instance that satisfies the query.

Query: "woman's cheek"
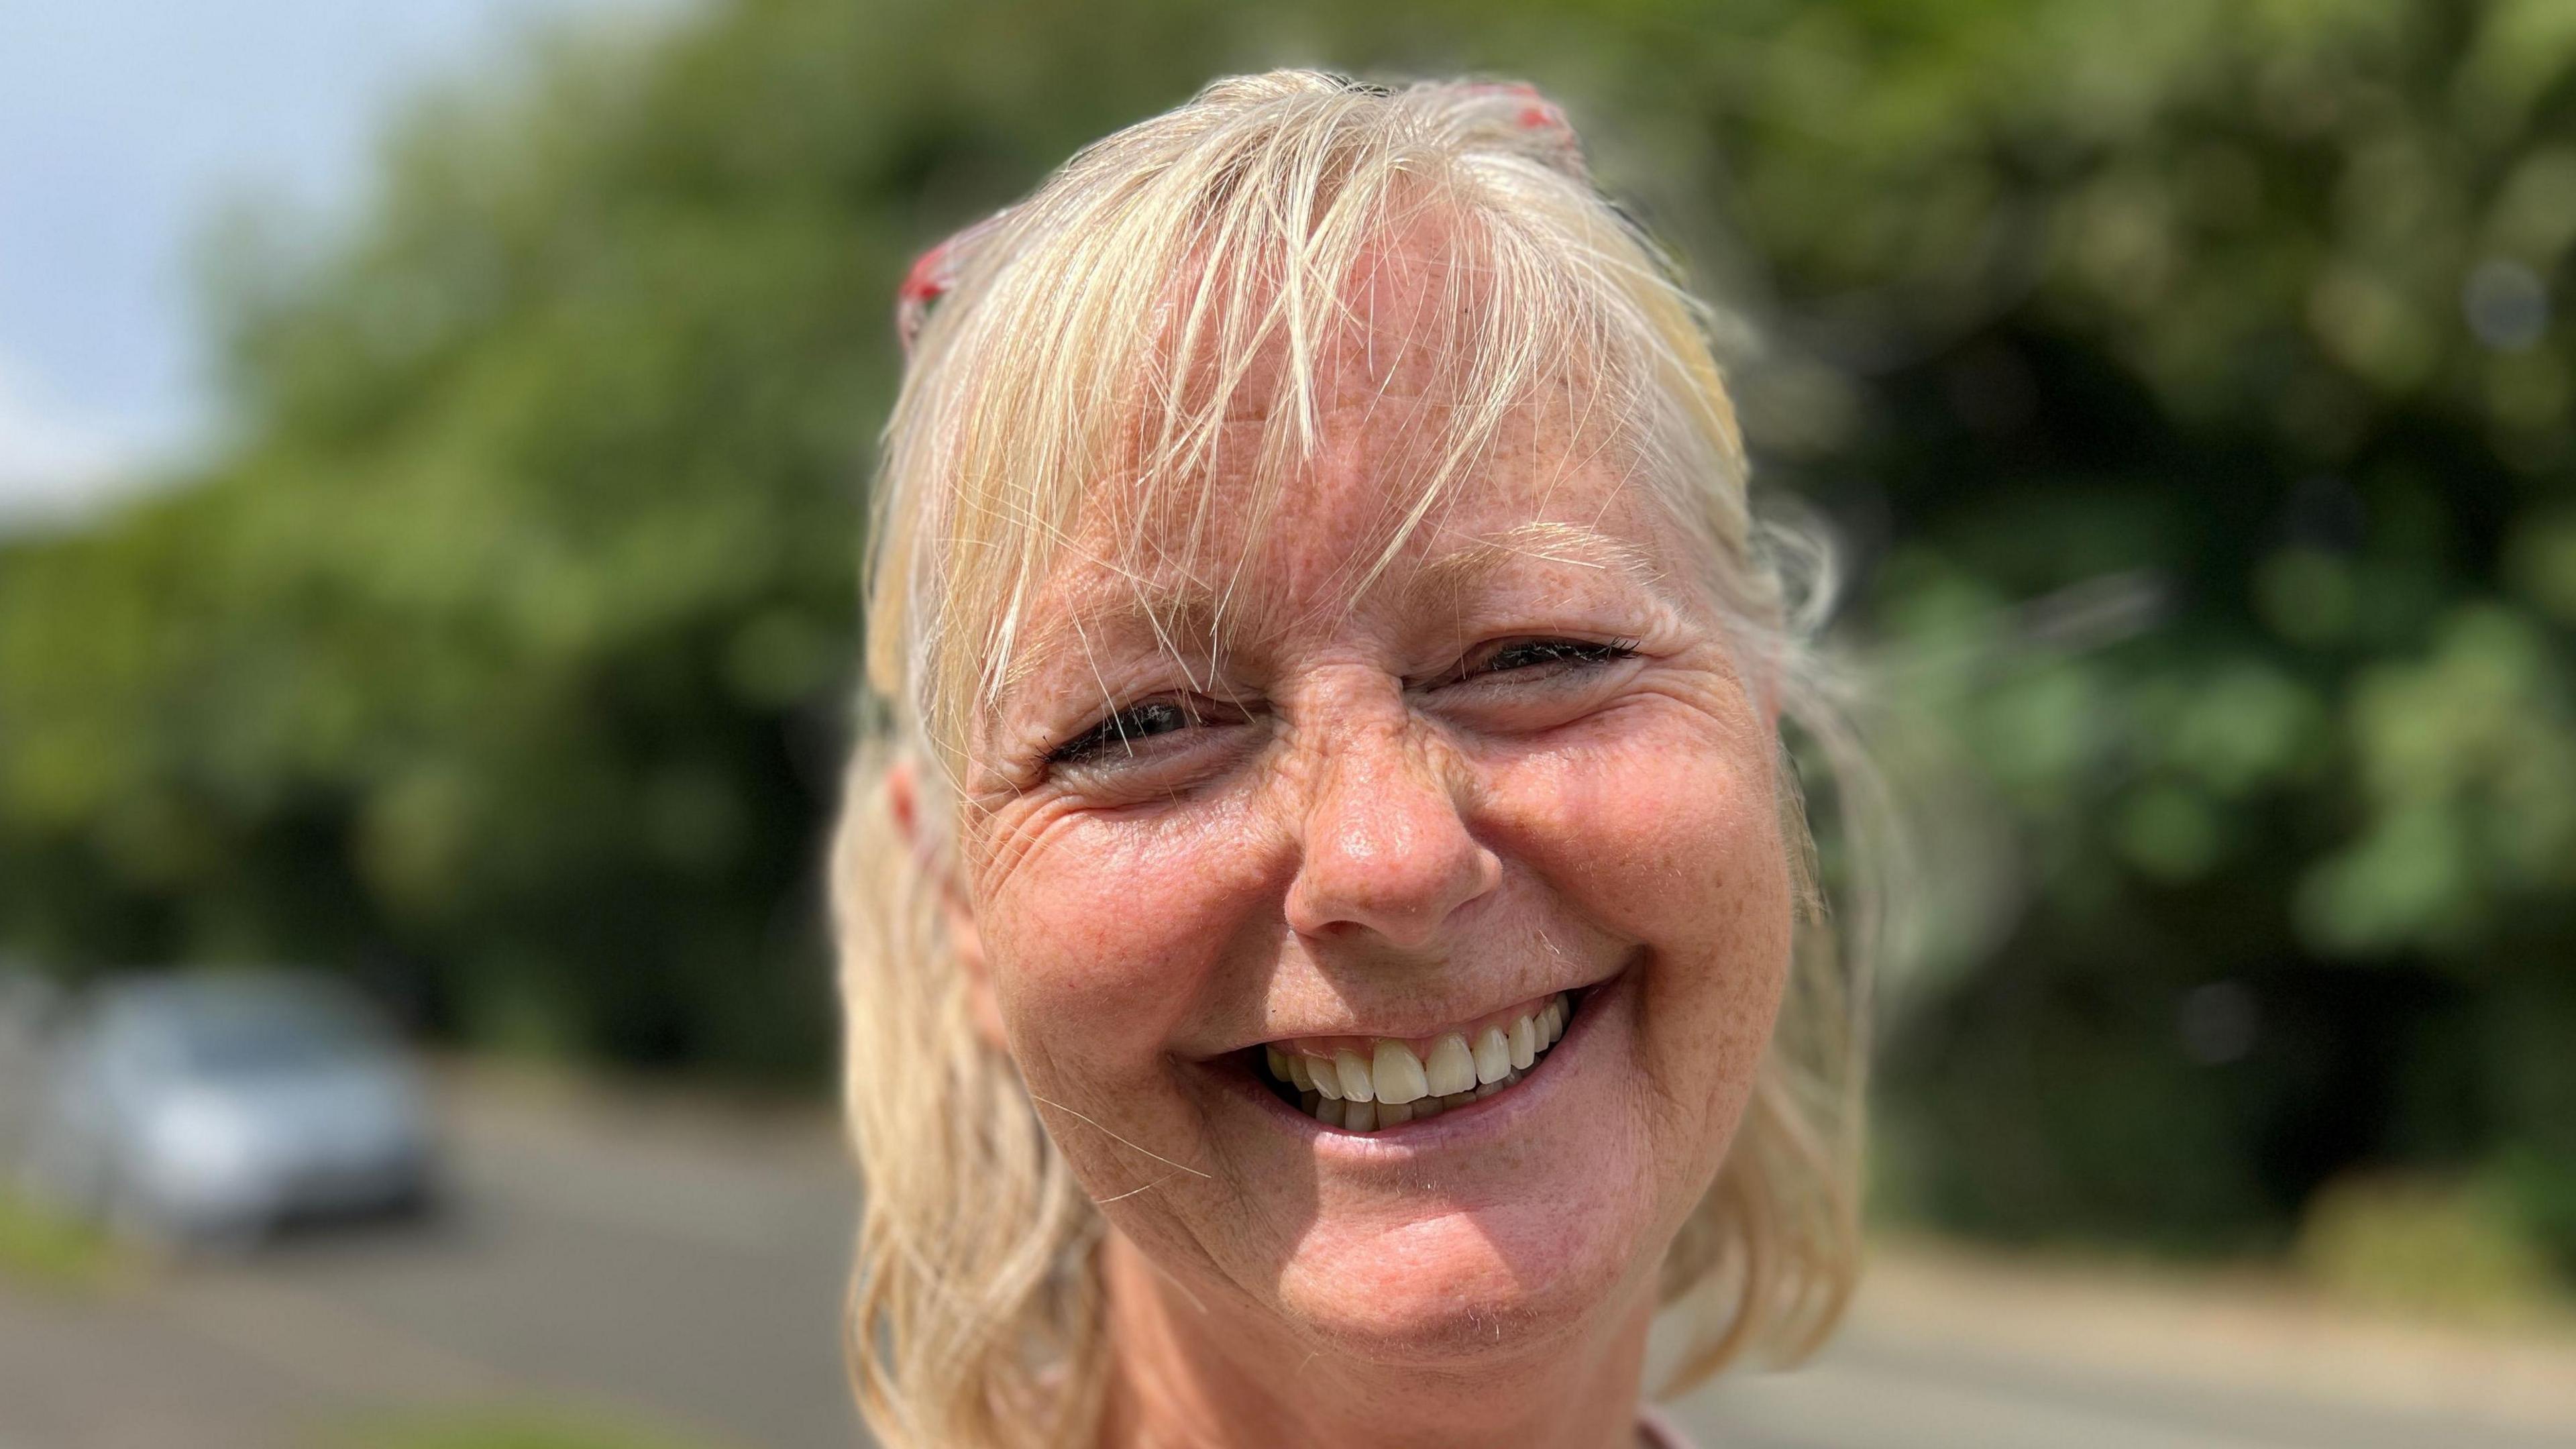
[1489,707,1783,955]
[977,800,1271,1059]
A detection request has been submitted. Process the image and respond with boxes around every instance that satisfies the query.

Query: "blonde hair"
[833,70,1880,1449]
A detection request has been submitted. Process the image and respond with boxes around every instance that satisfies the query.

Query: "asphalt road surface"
[3,1073,2571,1449]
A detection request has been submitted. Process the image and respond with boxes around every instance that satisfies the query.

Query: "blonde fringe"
[835,71,1886,1449]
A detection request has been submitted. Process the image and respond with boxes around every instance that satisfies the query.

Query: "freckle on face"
[965,308,1793,1366]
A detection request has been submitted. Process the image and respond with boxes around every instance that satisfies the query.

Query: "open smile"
[1242,989,1586,1134]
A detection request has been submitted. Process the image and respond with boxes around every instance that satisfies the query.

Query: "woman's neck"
[1095,1230,1657,1449]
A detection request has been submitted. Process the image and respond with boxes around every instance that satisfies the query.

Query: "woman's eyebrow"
[1007,580,1229,698]
[1407,521,1681,613]
[1004,522,1681,707]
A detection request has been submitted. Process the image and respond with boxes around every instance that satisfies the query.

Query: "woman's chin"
[1218,977,1680,1363]
[1269,1199,1656,1364]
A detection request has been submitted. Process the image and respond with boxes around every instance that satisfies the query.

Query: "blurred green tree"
[1,0,2569,1263]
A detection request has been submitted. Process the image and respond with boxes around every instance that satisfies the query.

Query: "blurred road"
[0,1072,863,1449]
[3,1071,2573,1449]
[1675,1279,2576,1449]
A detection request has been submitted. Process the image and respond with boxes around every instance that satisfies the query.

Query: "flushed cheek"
[1494,712,1786,953]
[1489,718,1792,1125]
[977,823,1312,1313]
[974,798,1277,1083]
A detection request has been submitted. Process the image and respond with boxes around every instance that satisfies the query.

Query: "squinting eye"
[1046,700,1198,767]
[1464,637,1641,678]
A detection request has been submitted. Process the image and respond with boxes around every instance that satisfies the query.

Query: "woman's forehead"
[954,211,1717,718]
[1016,425,1690,676]
[1110,299,1638,566]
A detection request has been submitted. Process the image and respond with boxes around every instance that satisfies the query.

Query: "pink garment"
[1637,1406,1701,1448]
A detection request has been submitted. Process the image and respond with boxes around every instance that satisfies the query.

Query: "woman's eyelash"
[1046,700,1197,767]
[1466,637,1642,677]
[1045,640,1634,769]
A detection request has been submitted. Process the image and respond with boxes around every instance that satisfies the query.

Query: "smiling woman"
[832,71,1881,1449]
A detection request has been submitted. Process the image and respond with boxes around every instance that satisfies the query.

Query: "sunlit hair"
[833,69,1882,1449]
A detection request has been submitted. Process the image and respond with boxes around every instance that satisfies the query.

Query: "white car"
[21,970,437,1248]
[0,965,64,1160]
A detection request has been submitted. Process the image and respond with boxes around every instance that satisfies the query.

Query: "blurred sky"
[0,0,672,528]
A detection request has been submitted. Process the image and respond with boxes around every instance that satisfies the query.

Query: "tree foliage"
[1,0,2570,1256]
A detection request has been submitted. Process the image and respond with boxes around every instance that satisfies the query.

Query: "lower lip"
[1217,968,1629,1152]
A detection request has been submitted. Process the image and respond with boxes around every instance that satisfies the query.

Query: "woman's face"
[955,287,1794,1365]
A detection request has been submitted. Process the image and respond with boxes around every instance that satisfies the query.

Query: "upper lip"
[1205,958,1627,1057]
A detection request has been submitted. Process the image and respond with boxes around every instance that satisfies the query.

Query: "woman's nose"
[1283,716,1503,949]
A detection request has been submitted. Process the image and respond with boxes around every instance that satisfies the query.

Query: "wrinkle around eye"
[971,766,1270,904]
[1415,649,1650,733]
[1036,711,1267,803]
[1046,699,1199,767]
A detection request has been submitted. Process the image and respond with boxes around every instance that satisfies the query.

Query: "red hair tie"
[894,210,1007,358]
[894,86,1581,357]
[1458,81,1585,178]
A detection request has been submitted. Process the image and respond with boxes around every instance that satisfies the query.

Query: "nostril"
[1283,741,1500,946]
[1284,836,1503,946]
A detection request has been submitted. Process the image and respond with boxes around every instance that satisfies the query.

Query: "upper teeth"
[1262,994,1570,1133]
